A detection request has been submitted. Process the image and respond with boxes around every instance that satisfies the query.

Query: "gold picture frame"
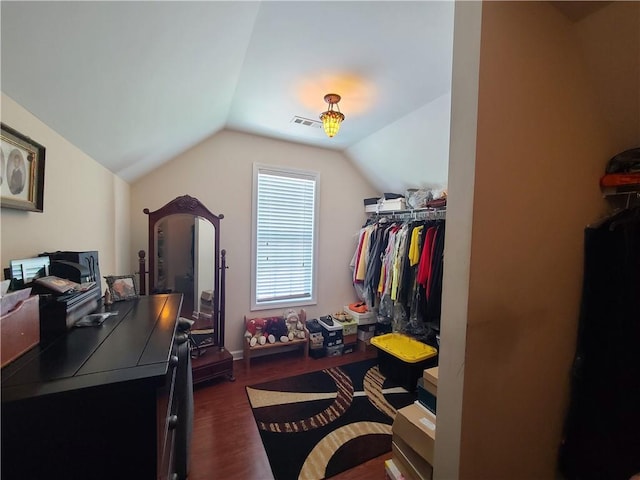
[0,123,46,212]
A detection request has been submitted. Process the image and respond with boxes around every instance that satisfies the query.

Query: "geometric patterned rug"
[246,358,417,480]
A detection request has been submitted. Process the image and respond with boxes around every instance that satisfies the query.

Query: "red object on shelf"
[600,173,640,188]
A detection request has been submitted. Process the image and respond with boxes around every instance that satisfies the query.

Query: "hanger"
[609,205,640,231]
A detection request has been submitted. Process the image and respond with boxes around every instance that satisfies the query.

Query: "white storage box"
[379,198,406,212]
[365,203,380,213]
[365,198,407,213]
[344,306,376,325]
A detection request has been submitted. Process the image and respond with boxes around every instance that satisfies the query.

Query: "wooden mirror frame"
[142,194,226,347]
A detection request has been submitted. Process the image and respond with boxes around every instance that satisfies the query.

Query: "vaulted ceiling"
[0,1,455,191]
[2,2,636,194]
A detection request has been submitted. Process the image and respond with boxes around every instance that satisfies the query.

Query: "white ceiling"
[0,1,456,186]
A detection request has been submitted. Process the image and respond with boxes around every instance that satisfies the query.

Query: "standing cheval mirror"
[140,194,234,384]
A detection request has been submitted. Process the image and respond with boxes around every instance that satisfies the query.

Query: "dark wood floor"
[188,345,390,480]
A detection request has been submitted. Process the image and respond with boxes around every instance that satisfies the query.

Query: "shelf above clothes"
[367,207,447,222]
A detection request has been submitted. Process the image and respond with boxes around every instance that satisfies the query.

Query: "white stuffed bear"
[284,309,306,340]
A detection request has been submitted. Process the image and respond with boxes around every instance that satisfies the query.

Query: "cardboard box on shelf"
[342,342,356,354]
[344,306,376,325]
[384,459,405,480]
[318,316,343,347]
[357,329,374,343]
[357,339,371,352]
[416,378,437,414]
[392,403,436,465]
[336,316,358,335]
[343,333,357,345]
[326,344,343,357]
[392,435,433,480]
[423,366,438,395]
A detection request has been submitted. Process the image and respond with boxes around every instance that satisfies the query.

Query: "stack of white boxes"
[344,305,376,350]
[389,366,438,480]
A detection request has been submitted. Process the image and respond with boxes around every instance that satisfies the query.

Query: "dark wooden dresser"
[1,294,191,480]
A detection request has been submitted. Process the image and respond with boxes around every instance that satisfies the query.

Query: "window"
[252,164,319,310]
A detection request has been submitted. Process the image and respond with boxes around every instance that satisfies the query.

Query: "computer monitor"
[9,257,50,287]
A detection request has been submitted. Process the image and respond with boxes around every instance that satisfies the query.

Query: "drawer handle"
[175,332,189,345]
[169,355,179,367]
[168,414,179,430]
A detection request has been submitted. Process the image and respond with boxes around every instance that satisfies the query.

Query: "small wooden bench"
[243,310,309,370]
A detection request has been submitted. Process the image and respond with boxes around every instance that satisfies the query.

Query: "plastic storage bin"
[371,333,437,391]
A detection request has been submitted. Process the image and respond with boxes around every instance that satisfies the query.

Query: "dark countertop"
[1,293,182,403]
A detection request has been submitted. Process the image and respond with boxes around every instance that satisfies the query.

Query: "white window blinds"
[252,165,319,309]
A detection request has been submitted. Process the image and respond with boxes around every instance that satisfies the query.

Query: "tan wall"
[572,1,640,150]
[435,2,483,479]
[130,129,378,355]
[0,93,130,291]
[457,2,624,478]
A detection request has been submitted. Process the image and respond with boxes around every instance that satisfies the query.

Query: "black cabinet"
[1,294,191,480]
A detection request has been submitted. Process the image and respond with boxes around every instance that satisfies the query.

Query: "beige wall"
[130,129,378,355]
[0,93,130,290]
[445,2,632,478]
[573,1,640,149]
[435,2,483,479]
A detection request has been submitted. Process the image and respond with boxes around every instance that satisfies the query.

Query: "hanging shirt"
[408,225,424,266]
[417,226,437,288]
[354,227,372,283]
[391,224,409,301]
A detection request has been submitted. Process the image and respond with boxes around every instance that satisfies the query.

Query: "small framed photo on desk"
[105,275,138,302]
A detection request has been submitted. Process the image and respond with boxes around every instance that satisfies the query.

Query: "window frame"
[251,163,320,311]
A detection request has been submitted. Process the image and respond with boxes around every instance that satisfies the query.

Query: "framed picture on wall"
[0,123,46,212]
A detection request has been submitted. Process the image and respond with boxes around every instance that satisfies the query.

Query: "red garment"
[425,226,440,300]
[417,226,437,288]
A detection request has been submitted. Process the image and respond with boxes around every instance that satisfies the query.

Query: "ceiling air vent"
[291,116,322,128]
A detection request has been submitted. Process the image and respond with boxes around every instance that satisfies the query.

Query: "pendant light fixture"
[319,93,345,138]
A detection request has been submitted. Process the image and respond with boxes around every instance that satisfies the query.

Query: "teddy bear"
[284,309,306,340]
[244,317,267,347]
[264,316,289,343]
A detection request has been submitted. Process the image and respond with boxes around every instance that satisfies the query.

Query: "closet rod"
[369,207,446,222]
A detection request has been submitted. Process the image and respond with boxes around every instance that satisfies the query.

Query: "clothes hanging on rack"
[351,210,445,346]
[559,206,640,480]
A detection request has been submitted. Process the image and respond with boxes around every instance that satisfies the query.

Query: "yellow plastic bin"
[371,333,438,391]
